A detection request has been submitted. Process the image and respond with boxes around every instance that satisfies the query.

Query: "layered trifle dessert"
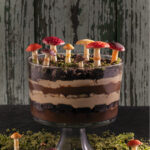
[26,37,125,124]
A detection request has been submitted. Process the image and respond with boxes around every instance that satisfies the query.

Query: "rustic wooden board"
[0,0,149,106]
[0,0,34,104]
[117,0,150,106]
[0,0,7,104]
[34,0,116,54]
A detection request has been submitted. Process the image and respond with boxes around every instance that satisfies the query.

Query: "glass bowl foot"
[56,128,93,150]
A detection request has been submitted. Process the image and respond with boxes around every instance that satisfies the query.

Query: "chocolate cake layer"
[29,80,121,96]
[31,104,118,123]
[29,62,123,81]
[30,100,119,112]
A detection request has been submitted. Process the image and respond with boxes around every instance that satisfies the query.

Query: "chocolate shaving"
[74,55,85,62]
[41,49,56,56]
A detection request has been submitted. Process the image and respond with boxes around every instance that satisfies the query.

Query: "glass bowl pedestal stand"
[34,117,116,150]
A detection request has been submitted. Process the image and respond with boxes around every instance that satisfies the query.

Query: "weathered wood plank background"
[0,0,149,106]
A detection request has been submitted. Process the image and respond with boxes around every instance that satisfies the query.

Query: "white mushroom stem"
[131,146,138,150]
[65,50,71,63]
[32,51,39,64]
[93,48,101,67]
[50,45,57,62]
[83,45,89,61]
[79,61,84,68]
[13,138,19,150]
[43,54,50,66]
[111,50,119,63]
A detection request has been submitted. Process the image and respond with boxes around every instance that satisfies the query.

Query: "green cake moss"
[0,129,149,150]
[88,131,150,150]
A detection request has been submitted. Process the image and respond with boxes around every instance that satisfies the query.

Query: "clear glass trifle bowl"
[28,53,123,150]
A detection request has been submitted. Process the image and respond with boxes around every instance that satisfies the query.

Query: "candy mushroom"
[75,55,85,68]
[127,139,142,150]
[41,49,56,66]
[76,39,94,61]
[42,36,65,62]
[26,43,42,64]
[63,43,74,63]
[11,132,22,150]
[108,42,125,63]
[87,41,109,67]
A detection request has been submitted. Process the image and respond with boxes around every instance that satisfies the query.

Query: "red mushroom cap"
[86,41,109,49]
[26,43,42,52]
[42,36,65,46]
[108,42,125,51]
[127,139,142,147]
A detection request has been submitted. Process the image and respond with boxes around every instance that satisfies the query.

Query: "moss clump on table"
[0,129,149,150]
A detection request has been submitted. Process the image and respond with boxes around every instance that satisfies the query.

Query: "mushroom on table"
[63,43,74,63]
[26,43,42,64]
[108,42,125,63]
[11,132,22,150]
[41,49,56,66]
[75,55,85,68]
[76,39,94,61]
[87,41,109,67]
[42,36,65,62]
[127,139,142,150]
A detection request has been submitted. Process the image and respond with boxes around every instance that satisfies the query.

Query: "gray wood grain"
[34,0,116,54]
[0,0,7,104]
[117,0,150,106]
[0,0,149,106]
[149,0,150,107]
[0,0,34,104]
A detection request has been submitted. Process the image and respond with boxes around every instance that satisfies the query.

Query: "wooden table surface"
[0,106,149,139]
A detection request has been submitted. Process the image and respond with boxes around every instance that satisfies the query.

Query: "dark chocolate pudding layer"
[28,55,123,124]
[31,104,118,124]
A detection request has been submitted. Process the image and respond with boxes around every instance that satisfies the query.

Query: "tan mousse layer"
[29,91,120,109]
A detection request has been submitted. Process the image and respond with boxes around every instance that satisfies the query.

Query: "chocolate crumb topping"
[29,63,122,81]
[28,54,122,81]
